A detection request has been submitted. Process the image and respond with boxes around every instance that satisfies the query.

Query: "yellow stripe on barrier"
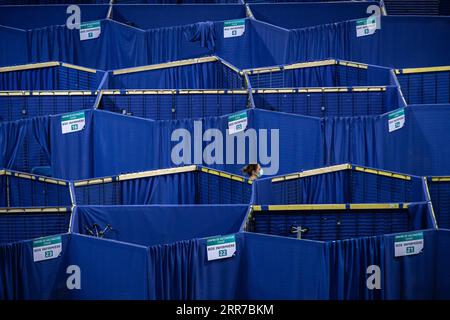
[397,66,450,75]
[354,166,411,180]
[112,57,218,75]
[431,177,450,182]
[179,90,226,94]
[0,91,31,96]
[338,60,368,69]
[126,90,176,95]
[0,62,60,73]
[284,59,337,70]
[243,66,282,75]
[101,90,122,95]
[271,164,351,183]
[352,87,386,92]
[37,177,67,186]
[267,204,347,211]
[73,177,113,187]
[201,167,249,184]
[0,170,5,175]
[61,63,97,74]
[252,205,262,211]
[349,203,403,210]
[118,165,197,181]
[14,173,35,180]
[31,91,93,96]
[0,207,69,214]
[255,89,296,94]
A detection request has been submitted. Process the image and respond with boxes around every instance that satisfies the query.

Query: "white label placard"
[228,110,247,134]
[33,235,62,262]
[61,111,85,134]
[356,17,377,37]
[80,20,101,41]
[224,19,245,38]
[388,108,405,132]
[394,232,424,257]
[206,235,236,261]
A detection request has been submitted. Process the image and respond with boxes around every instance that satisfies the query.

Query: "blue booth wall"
[2,229,448,300]
[249,2,376,30]
[0,234,149,300]
[71,205,249,246]
[111,4,246,29]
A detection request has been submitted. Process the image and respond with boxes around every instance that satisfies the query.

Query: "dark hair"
[242,164,258,177]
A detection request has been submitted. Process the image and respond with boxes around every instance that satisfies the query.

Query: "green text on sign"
[206,234,236,261]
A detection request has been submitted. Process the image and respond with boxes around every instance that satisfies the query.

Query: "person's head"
[242,163,263,180]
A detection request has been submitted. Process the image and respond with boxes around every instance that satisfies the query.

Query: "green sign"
[395,232,424,257]
[388,108,405,132]
[206,234,236,261]
[80,20,101,41]
[224,19,245,38]
[61,111,85,134]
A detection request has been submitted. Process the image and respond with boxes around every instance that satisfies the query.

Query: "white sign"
[394,232,424,257]
[224,19,245,38]
[356,17,377,37]
[388,108,405,132]
[33,236,62,262]
[61,111,85,134]
[206,235,236,261]
[80,20,101,41]
[228,110,248,134]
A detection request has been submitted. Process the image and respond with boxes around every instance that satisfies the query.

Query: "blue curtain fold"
[0,120,27,169]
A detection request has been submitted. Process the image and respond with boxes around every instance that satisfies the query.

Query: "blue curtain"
[121,173,197,205]
[71,205,248,246]
[286,16,450,69]
[50,110,94,180]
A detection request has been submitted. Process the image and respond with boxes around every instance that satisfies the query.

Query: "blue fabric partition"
[0,93,97,122]
[375,104,450,176]
[71,205,249,246]
[111,4,245,29]
[0,234,149,300]
[436,229,450,299]
[0,5,109,30]
[252,109,324,175]
[108,61,243,89]
[147,233,245,299]
[249,203,434,242]
[249,2,375,30]
[253,86,400,117]
[0,116,51,173]
[247,63,393,88]
[50,110,94,180]
[0,65,104,91]
[214,19,291,70]
[27,20,149,71]
[99,91,248,120]
[24,19,214,70]
[427,179,450,229]
[0,25,28,67]
[286,16,450,70]
[253,169,427,205]
[240,232,329,299]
